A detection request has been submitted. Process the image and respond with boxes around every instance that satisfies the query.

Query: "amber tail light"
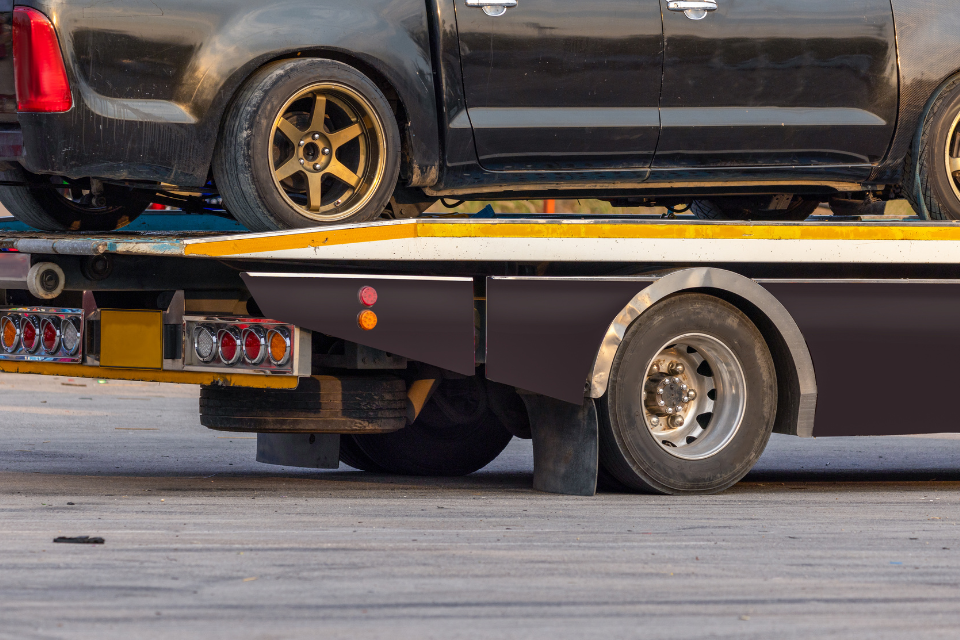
[12,7,73,113]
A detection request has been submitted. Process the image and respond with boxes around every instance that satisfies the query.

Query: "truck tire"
[338,435,387,473]
[350,376,514,476]
[598,293,777,494]
[904,75,960,220]
[0,166,150,231]
[214,59,401,231]
[691,197,818,221]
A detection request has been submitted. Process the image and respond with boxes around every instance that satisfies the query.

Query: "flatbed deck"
[2,214,960,265]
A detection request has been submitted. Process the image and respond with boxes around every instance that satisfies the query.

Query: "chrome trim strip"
[467,107,661,129]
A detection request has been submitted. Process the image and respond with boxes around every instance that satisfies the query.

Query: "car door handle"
[667,0,717,20]
[465,0,518,17]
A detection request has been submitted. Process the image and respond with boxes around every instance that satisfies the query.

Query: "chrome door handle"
[465,0,518,17]
[667,0,717,20]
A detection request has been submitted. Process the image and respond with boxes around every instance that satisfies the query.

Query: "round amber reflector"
[267,328,290,366]
[1,316,20,352]
[358,286,378,307]
[217,328,241,365]
[40,317,60,353]
[21,316,39,352]
[357,309,378,331]
[242,327,265,364]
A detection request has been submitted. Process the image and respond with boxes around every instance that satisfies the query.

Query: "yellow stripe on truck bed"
[182,219,960,259]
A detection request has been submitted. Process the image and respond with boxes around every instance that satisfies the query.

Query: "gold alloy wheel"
[946,109,960,203]
[268,83,387,222]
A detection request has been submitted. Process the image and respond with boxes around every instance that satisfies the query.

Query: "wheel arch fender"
[586,268,818,438]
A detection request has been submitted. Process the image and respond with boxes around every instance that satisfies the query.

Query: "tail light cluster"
[0,308,83,363]
[184,316,298,373]
[12,7,73,113]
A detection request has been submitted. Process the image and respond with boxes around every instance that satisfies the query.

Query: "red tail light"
[217,327,241,365]
[12,7,72,113]
[20,315,39,352]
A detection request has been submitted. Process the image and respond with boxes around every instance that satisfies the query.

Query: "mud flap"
[518,392,598,496]
[256,433,341,469]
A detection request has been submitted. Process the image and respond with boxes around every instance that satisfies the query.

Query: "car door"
[654,0,898,169]
[453,0,663,171]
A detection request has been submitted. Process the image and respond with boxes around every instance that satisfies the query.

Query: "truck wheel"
[214,59,400,231]
[905,75,960,220]
[691,197,818,221]
[598,294,777,494]
[338,435,387,472]
[350,376,514,476]
[0,166,150,231]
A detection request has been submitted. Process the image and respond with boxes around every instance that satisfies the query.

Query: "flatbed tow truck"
[1,210,958,495]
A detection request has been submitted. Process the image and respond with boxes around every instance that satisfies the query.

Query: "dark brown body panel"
[242,273,476,376]
[761,281,960,437]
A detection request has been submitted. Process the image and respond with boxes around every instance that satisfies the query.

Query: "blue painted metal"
[0,211,247,233]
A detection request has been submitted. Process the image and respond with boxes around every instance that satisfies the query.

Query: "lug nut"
[335,199,342,206]
[670,415,685,428]
[650,364,660,374]
[312,133,321,140]
[686,389,697,401]
[321,147,331,156]
[657,387,664,395]
[666,407,674,414]
[299,140,306,147]
[650,417,660,427]
[657,399,665,406]
[313,163,321,170]
[668,362,684,375]
[299,158,305,165]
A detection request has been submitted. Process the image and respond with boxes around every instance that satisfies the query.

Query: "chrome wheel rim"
[269,83,386,222]
[638,333,746,460]
[945,110,960,203]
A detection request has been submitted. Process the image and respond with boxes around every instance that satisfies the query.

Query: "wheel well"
[695,288,805,438]
[218,49,414,186]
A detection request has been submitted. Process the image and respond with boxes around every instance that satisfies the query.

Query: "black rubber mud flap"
[518,392,598,496]
[256,433,341,469]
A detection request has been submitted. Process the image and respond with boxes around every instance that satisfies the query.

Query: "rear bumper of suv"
[0,126,22,161]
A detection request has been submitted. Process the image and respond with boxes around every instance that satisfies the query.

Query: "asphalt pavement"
[2,372,960,639]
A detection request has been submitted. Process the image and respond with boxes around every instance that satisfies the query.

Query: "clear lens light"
[194,326,215,362]
[60,318,80,354]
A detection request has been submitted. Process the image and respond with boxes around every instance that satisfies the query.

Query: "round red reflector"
[40,318,60,353]
[21,316,39,352]
[357,309,378,331]
[217,328,241,365]
[358,286,378,307]
[242,328,265,364]
[1,316,20,352]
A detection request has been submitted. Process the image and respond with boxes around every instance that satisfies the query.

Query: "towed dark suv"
[0,0,958,231]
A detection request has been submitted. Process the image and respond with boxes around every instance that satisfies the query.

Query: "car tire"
[214,58,401,231]
[598,293,777,494]
[0,165,150,232]
[905,75,960,220]
[350,375,515,476]
[691,197,819,221]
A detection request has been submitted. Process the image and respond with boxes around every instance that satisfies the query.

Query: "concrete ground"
[1,373,959,639]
